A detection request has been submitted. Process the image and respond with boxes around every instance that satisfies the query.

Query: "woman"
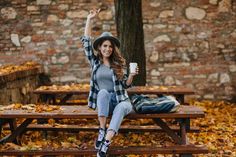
[81,9,138,157]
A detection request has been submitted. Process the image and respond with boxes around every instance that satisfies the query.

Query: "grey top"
[96,64,114,92]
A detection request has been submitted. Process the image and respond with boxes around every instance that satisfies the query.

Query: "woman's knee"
[97,89,111,116]
[113,101,132,115]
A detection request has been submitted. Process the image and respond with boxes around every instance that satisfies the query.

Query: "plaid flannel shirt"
[80,36,131,109]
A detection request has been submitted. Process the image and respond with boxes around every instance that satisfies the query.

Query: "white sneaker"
[95,128,106,150]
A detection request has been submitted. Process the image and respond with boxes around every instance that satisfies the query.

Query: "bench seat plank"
[0,105,204,119]
[3,124,200,132]
[0,145,208,155]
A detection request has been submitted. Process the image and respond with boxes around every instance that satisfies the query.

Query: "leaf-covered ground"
[0,100,235,157]
[188,100,236,157]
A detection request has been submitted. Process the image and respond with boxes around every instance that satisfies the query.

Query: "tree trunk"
[114,0,146,86]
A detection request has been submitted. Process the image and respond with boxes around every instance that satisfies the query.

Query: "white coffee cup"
[129,62,137,73]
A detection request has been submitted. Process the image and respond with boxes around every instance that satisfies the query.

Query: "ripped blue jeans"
[97,89,133,133]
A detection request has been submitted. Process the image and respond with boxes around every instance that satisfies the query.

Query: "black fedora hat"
[93,32,120,50]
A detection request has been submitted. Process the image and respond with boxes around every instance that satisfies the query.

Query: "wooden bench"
[33,85,194,105]
[0,105,208,156]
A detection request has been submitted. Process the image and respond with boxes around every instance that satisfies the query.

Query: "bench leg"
[153,118,182,144]
[179,118,190,145]
[39,94,55,104]
[0,118,33,144]
[0,119,19,144]
[36,118,49,139]
[8,119,18,144]
[180,120,187,145]
[0,119,6,138]
[59,94,73,105]
[179,119,192,157]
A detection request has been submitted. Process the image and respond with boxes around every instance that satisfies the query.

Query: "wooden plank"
[0,105,205,119]
[34,85,194,105]
[128,86,195,95]
[3,124,200,133]
[0,145,208,155]
[33,86,194,95]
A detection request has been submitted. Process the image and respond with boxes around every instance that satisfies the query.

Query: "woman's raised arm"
[84,9,100,37]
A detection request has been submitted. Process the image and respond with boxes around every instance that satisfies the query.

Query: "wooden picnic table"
[33,85,194,105]
[0,105,208,156]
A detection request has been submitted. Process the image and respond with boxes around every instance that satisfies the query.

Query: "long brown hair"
[97,39,126,80]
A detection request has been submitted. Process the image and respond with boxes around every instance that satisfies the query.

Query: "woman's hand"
[129,66,139,77]
[87,8,100,19]
[126,66,139,86]
[84,9,100,36]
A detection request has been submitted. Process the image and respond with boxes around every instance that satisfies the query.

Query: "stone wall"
[0,66,44,105]
[0,0,235,102]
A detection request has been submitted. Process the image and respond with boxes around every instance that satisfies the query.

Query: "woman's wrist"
[126,75,134,86]
[129,73,135,77]
[128,74,134,78]
[86,17,92,22]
